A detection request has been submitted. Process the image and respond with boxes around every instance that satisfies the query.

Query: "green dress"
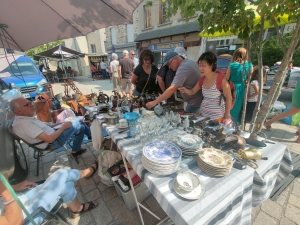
[229,61,252,123]
[292,80,300,109]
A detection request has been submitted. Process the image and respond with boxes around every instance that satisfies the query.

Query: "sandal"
[72,201,98,218]
[264,121,272,131]
[85,160,99,180]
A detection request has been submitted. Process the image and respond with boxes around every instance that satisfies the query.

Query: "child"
[245,66,266,123]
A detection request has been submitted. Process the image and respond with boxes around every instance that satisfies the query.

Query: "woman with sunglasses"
[131,49,159,97]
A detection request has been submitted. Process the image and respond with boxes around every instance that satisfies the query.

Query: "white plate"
[143,141,182,164]
[173,178,205,200]
[116,123,128,129]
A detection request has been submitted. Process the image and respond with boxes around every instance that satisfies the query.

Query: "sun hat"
[123,50,129,54]
[163,51,178,66]
[174,47,187,59]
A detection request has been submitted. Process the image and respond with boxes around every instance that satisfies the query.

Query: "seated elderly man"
[10,97,91,155]
[0,167,98,224]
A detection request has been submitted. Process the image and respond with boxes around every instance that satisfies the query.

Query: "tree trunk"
[248,16,265,135]
[250,18,300,135]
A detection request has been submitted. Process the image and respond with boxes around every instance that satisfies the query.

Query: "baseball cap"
[163,51,178,66]
[174,47,187,59]
[123,50,129,54]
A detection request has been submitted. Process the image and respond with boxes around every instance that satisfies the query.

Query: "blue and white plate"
[143,141,182,164]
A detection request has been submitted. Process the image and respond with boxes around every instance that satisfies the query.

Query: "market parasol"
[0,0,143,52]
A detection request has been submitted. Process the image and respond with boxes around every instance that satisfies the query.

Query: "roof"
[134,21,201,42]
[33,45,85,61]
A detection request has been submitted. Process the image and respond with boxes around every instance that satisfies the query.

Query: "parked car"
[216,55,232,75]
[265,68,300,89]
[0,55,48,99]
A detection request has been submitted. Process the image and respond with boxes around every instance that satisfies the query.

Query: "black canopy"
[33,45,85,61]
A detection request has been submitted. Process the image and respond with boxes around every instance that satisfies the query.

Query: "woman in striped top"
[178,52,232,122]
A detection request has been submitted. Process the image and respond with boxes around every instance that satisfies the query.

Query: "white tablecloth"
[103,123,293,225]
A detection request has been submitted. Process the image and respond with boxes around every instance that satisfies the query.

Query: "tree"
[166,0,300,138]
[26,40,63,58]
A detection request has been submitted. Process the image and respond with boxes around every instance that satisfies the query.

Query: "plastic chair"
[7,120,79,176]
[22,198,71,225]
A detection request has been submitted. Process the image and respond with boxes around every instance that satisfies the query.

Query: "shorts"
[121,78,134,91]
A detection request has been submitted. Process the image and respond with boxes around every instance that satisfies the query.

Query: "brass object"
[239,148,263,160]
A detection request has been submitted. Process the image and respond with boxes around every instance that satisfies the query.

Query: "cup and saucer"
[173,172,205,200]
[117,119,128,129]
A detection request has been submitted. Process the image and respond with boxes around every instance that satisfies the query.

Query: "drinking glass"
[186,126,193,134]
[130,125,139,144]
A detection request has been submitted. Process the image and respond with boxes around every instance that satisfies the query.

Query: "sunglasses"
[143,58,150,61]
[131,54,135,55]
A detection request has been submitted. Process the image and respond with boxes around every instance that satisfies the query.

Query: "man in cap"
[118,50,135,97]
[146,51,201,113]
[156,47,187,102]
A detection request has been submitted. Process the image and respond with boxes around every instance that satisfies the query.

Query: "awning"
[33,45,85,61]
[134,21,201,42]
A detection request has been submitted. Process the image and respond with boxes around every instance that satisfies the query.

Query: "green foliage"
[166,0,300,42]
[25,40,63,58]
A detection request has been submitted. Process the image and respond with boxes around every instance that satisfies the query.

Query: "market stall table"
[101,121,293,225]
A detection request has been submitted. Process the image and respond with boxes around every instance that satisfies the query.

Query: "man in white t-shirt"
[130,50,139,67]
[10,97,91,155]
[110,53,120,91]
[100,59,107,79]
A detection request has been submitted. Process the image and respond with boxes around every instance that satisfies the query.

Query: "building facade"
[105,23,137,60]
[134,0,201,66]
[63,29,107,76]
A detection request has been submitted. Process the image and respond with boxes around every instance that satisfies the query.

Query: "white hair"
[112,53,118,60]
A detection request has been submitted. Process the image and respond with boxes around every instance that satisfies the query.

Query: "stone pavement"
[26,76,299,224]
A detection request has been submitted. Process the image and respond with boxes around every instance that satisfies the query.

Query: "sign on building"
[148,41,184,51]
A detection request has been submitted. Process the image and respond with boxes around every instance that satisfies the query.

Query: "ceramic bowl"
[176,172,200,191]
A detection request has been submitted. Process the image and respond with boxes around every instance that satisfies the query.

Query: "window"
[1,62,39,76]
[90,44,96,53]
[111,27,117,45]
[144,5,152,28]
[218,39,230,46]
[159,1,170,24]
[127,24,134,42]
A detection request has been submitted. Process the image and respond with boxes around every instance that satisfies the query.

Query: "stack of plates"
[174,134,203,157]
[142,141,182,175]
[196,148,233,177]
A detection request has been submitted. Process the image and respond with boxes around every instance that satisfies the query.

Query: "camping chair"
[22,198,71,225]
[7,120,79,176]
[56,71,64,82]
[46,71,56,83]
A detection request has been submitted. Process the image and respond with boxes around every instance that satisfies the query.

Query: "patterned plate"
[198,148,233,169]
[143,141,182,164]
[177,134,203,149]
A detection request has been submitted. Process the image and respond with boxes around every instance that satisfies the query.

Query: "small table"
[103,124,293,225]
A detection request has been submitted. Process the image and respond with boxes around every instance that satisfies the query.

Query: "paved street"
[25,76,300,225]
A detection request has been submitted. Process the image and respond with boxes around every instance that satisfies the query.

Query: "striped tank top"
[200,82,225,120]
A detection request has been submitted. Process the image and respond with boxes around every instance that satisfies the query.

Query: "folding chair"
[46,71,56,83]
[7,120,79,176]
[56,71,64,82]
[22,198,71,225]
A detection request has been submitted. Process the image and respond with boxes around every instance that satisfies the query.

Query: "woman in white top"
[110,53,121,91]
[245,66,266,123]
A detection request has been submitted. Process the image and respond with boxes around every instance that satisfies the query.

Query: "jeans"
[101,69,107,79]
[185,104,200,114]
[20,169,80,224]
[52,118,91,153]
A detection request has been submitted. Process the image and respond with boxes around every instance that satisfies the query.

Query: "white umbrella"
[0,0,143,51]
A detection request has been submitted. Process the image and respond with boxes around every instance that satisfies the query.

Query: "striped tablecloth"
[103,123,293,225]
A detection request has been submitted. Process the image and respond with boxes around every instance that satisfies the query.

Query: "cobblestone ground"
[23,76,299,224]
